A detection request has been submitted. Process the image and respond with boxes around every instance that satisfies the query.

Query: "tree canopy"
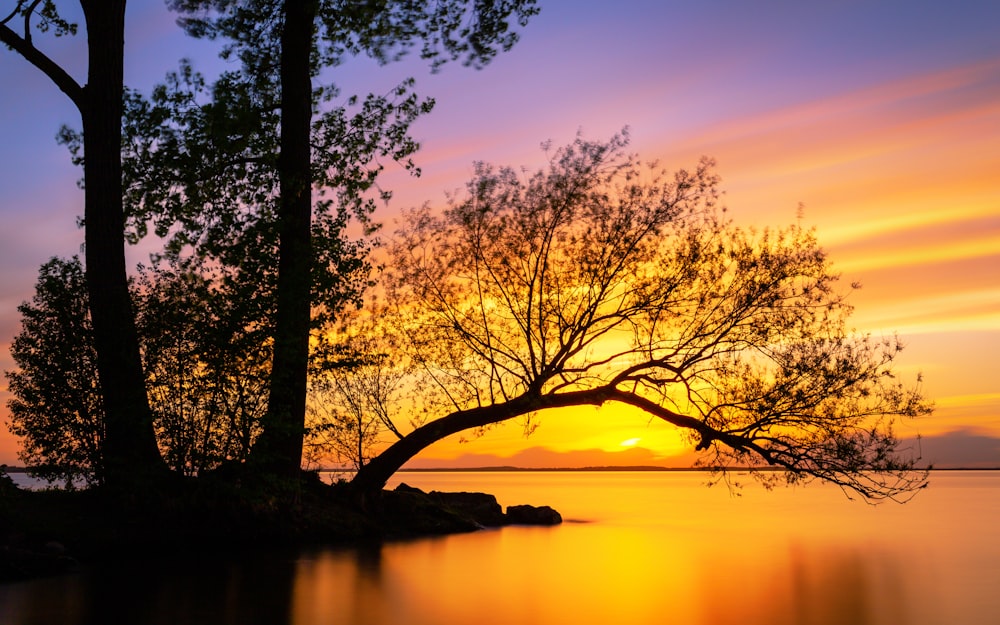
[4,128,931,502]
[5,257,104,486]
[350,132,931,501]
[4,256,271,482]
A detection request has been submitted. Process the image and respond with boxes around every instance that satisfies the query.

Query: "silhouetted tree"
[4,256,270,480]
[1,1,165,488]
[305,305,411,470]
[307,378,383,471]
[351,132,931,501]
[5,257,103,486]
[134,259,270,475]
[118,0,539,478]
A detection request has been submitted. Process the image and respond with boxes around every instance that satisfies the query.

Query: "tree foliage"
[4,4,928,504]
[134,259,270,475]
[4,256,273,480]
[305,304,411,470]
[168,0,539,72]
[102,59,402,325]
[4,1,538,485]
[5,257,103,486]
[351,132,931,501]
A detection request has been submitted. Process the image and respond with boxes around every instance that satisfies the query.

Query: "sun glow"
[620,437,641,447]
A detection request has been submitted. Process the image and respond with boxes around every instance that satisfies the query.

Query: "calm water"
[2,471,998,625]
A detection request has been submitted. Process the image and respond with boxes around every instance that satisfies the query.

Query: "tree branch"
[0,1,23,27]
[0,21,83,108]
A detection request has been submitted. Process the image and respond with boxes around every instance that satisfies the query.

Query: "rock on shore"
[394,483,563,528]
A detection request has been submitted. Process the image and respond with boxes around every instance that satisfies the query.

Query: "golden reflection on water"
[2,471,998,625]
[296,531,893,625]
[289,525,701,625]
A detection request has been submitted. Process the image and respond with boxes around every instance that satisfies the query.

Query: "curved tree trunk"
[350,397,538,492]
[351,388,620,491]
[350,385,720,492]
[80,0,165,488]
[251,0,317,478]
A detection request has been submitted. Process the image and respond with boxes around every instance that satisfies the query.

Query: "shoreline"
[0,472,560,584]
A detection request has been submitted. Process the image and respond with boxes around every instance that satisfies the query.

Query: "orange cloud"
[672,57,1000,159]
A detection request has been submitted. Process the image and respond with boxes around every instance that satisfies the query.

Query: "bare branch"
[0,15,83,108]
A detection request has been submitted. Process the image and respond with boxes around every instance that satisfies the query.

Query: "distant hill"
[401,430,1000,471]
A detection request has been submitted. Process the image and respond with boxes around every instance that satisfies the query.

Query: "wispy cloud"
[671,58,1000,167]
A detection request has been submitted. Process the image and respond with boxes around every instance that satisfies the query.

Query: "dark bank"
[0,469,560,584]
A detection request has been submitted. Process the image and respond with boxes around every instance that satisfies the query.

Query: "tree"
[4,256,270,480]
[5,257,104,486]
[305,305,411,470]
[134,258,270,475]
[119,0,540,478]
[1,1,166,487]
[350,132,931,501]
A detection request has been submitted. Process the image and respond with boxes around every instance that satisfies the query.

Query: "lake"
[1,470,998,625]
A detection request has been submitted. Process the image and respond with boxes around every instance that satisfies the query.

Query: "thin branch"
[1,0,24,27]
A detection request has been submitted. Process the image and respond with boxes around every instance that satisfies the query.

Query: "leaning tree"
[351,132,931,501]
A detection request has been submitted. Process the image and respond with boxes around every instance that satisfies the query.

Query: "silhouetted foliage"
[4,256,272,480]
[351,131,932,501]
[5,258,103,486]
[305,304,412,470]
[134,259,270,475]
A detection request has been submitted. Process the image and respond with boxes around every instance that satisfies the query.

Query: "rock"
[429,491,507,527]
[380,488,482,536]
[506,504,562,526]
[389,485,562,529]
[393,482,426,495]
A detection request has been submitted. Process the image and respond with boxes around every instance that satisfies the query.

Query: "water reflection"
[701,545,914,625]
[1,471,997,625]
[292,545,398,625]
[788,547,878,625]
[0,552,299,625]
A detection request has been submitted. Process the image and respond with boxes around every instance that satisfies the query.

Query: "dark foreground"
[0,470,560,583]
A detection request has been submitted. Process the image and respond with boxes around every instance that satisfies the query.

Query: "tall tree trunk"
[252,0,316,478]
[79,0,165,487]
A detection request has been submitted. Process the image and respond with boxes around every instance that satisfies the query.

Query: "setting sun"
[620,438,641,447]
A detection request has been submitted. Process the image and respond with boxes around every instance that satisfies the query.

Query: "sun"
[620,437,641,447]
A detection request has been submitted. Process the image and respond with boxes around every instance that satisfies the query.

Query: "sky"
[0,0,998,468]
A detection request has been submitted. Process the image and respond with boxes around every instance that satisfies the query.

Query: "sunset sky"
[1,1,997,468]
